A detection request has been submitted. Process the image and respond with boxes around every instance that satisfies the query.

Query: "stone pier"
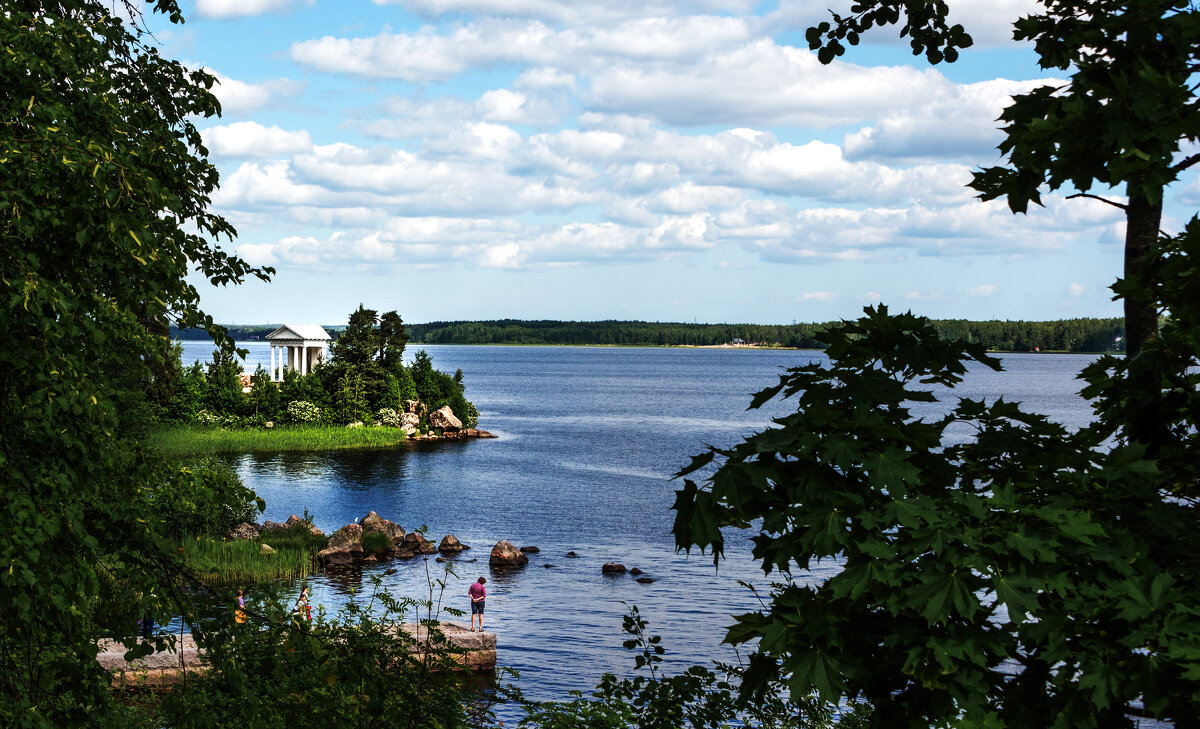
[99,622,496,688]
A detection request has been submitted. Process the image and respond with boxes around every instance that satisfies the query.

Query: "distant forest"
[173,317,1127,353]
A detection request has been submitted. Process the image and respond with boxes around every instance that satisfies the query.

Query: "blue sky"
[149,0,1199,326]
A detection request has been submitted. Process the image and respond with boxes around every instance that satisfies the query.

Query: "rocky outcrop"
[519,545,540,554]
[260,520,287,533]
[260,543,276,555]
[360,511,405,543]
[629,567,643,576]
[636,577,654,584]
[400,532,437,555]
[317,524,364,567]
[438,535,469,554]
[284,513,324,537]
[228,522,260,540]
[429,406,462,432]
[402,400,428,417]
[601,562,626,574]
[489,540,529,567]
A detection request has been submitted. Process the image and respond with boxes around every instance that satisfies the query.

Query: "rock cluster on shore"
[228,511,656,583]
[312,511,474,567]
[400,401,498,441]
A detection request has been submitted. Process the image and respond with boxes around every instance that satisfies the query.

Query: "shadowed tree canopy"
[808,0,1200,448]
[1,0,270,724]
[673,3,1200,727]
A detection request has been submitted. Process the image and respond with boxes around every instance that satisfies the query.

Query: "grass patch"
[182,525,328,584]
[149,424,407,456]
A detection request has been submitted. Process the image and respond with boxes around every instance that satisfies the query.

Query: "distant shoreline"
[174,317,1126,355]
[180,339,1115,356]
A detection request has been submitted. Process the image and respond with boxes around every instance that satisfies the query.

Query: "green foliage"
[519,605,871,729]
[674,302,1200,726]
[395,363,419,402]
[279,368,329,411]
[149,457,262,538]
[148,424,408,456]
[404,318,1125,351]
[157,578,488,729]
[377,407,402,427]
[181,533,323,584]
[0,0,270,724]
[361,531,392,555]
[247,366,282,420]
[205,347,246,416]
[330,304,382,367]
[379,310,410,373]
[334,369,372,425]
[167,361,211,423]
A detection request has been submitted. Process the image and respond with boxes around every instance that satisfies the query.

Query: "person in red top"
[468,577,487,632]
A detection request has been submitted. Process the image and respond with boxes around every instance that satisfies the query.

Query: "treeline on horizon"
[173,317,1127,353]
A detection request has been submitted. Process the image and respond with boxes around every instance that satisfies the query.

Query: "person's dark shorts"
[471,600,485,615]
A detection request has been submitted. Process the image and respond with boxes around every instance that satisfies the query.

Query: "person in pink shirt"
[468,577,487,632]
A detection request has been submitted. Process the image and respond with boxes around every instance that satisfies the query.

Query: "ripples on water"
[178,342,1098,713]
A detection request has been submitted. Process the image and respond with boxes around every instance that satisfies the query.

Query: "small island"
[151,305,489,456]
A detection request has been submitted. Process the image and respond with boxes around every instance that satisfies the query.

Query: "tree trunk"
[1123,189,1164,447]
[1124,191,1161,358]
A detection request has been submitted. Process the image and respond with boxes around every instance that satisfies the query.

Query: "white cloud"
[374,0,757,25]
[1068,282,1086,296]
[202,122,313,158]
[588,40,948,128]
[291,16,753,83]
[802,291,836,302]
[206,69,305,115]
[843,77,1057,164]
[967,284,997,298]
[196,0,313,18]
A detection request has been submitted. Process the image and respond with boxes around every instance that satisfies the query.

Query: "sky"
[145,0,1199,326]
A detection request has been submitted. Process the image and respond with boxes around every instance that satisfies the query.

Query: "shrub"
[286,400,322,424]
[149,457,261,538]
[361,531,392,555]
[377,407,401,427]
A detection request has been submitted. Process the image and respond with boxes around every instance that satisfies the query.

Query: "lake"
[178,341,1100,711]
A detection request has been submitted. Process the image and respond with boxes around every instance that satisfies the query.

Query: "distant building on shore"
[266,325,331,381]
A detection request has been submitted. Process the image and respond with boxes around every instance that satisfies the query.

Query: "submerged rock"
[400,531,437,555]
[438,535,469,554]
[601,563,626,574]
[490,540,529,567]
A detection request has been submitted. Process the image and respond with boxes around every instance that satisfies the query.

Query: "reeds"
[149,424,408,456]
[181,526,328,584]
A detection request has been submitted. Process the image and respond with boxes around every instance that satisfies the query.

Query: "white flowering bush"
[195,410,238,428]
[376,408,401,427]
[286,400,322,424]
[346,421,363,429]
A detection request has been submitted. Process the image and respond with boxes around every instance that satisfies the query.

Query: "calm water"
[178,341,1100,710]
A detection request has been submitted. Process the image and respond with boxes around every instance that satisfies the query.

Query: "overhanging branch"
[1065,193,1128,211]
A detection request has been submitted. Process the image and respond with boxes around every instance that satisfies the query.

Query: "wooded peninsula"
[174,317,1126,353]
